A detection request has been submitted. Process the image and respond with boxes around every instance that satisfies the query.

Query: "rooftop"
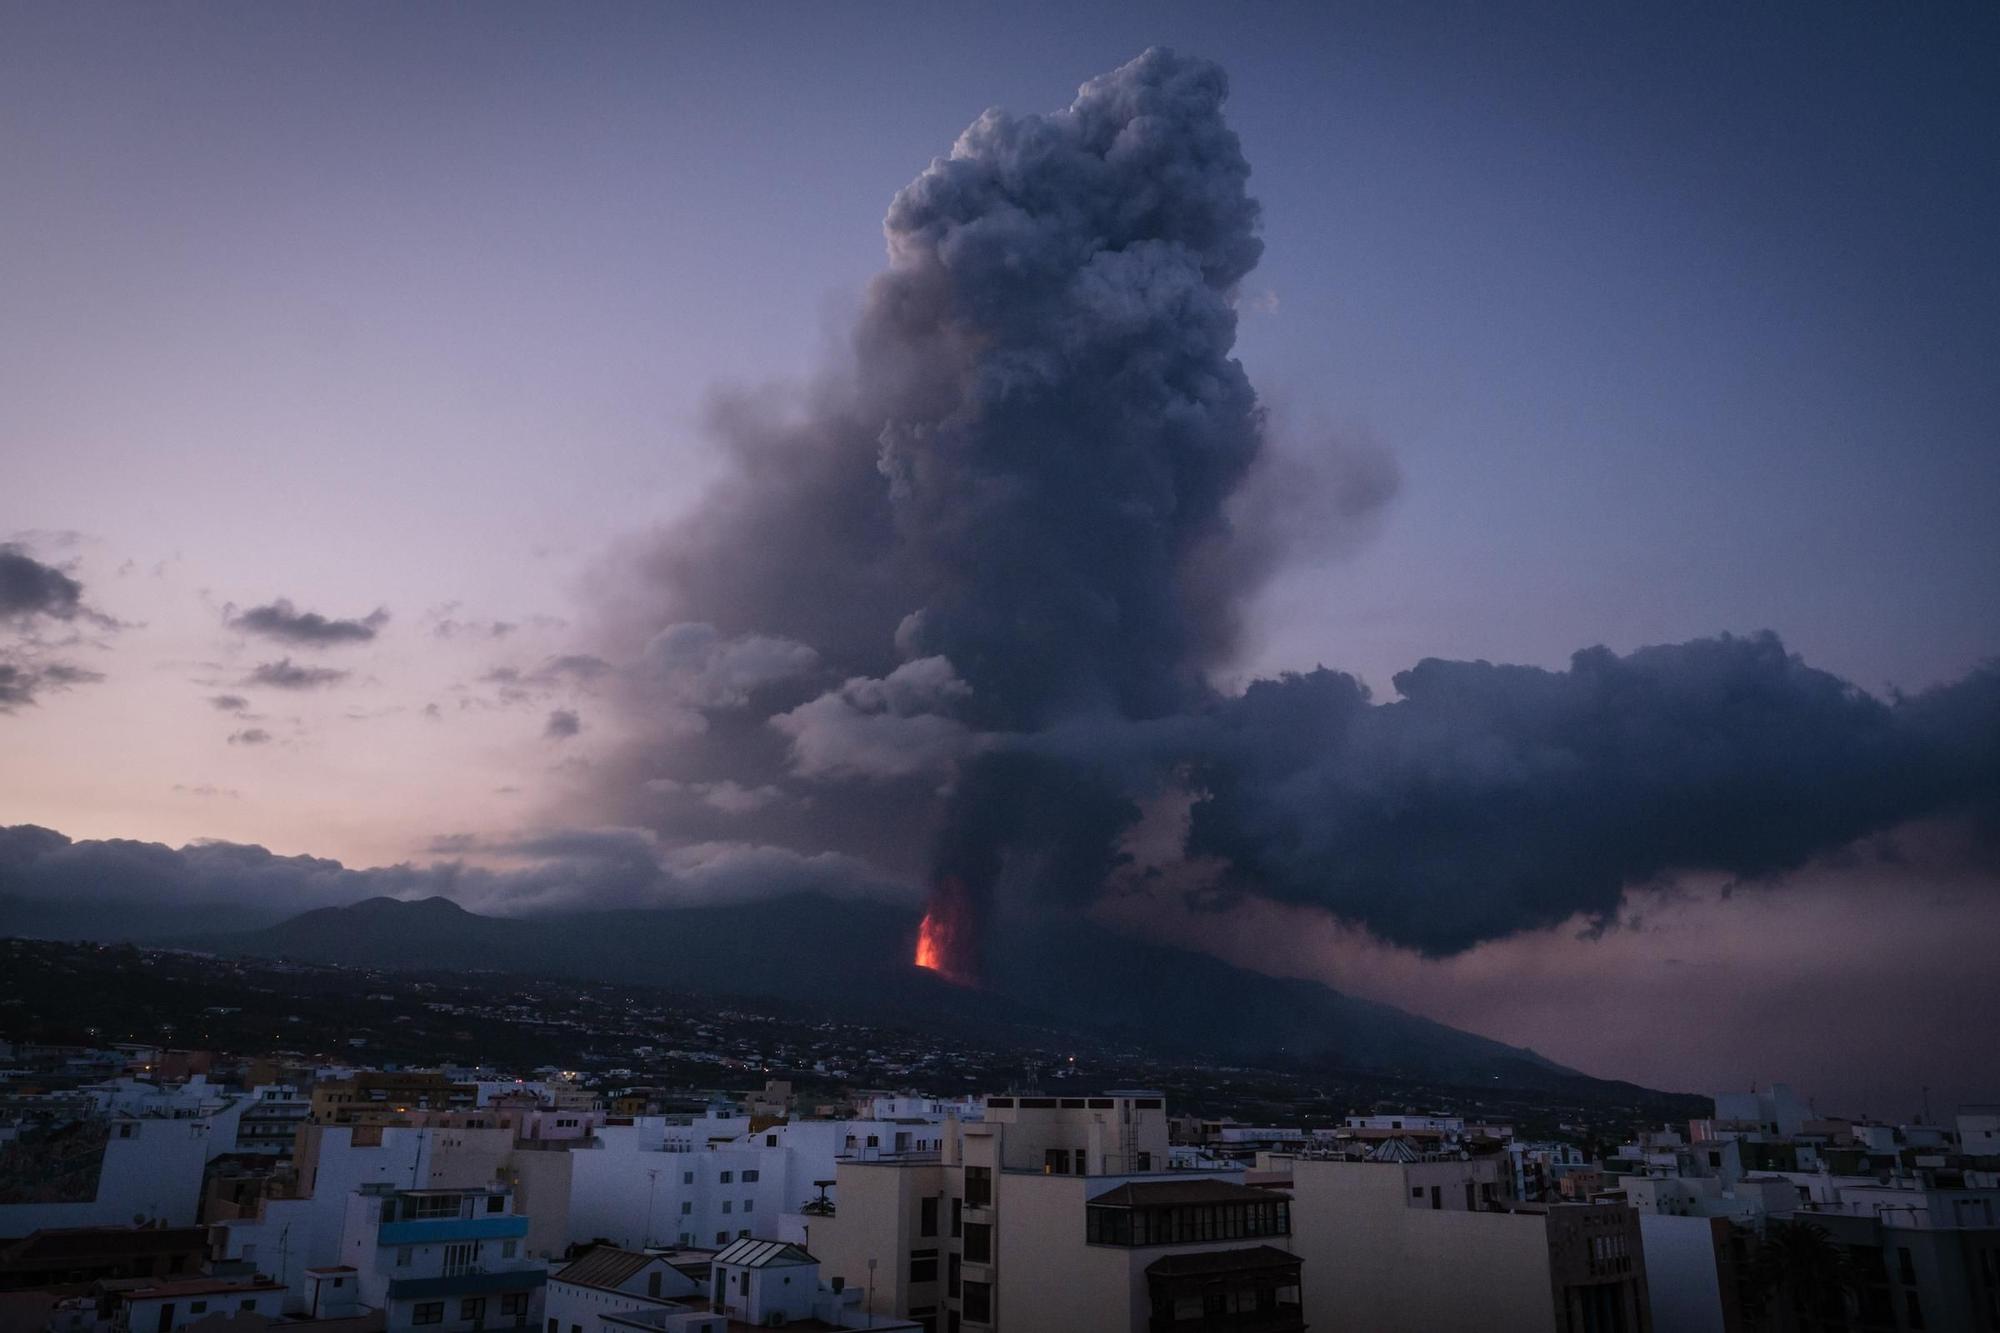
[1090,1179,1290,1208]
[554,1248,661,1291]
[711,1238,815,1269]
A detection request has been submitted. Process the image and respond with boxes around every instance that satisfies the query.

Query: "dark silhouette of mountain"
[163,892,1635,1092]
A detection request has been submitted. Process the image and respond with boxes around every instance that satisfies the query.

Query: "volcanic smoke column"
[875,50,1270,973]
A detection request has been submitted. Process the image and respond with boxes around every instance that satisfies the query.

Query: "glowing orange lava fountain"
[914,876,977,986]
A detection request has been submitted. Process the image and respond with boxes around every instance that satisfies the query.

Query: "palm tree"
[1749,1219,1860,1332]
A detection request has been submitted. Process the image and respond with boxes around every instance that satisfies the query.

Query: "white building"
[335,1182,547,1333]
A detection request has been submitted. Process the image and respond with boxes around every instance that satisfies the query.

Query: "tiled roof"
[554,1248,657,1291]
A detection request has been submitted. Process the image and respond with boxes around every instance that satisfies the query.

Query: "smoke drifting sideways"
[594,49,2000,979]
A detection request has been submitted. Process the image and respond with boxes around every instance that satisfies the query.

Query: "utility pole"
[645,1169,659,1249]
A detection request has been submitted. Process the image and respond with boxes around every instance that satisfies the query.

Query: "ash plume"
[583,48,2000,968]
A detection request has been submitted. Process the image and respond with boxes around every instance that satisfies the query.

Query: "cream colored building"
[1280,1154,1651,1333]
[809,1092,1305,1333]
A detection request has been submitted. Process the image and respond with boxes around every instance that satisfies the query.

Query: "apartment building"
[332,1183,547,1333]
[312,1075,479,1126]
[810,1090,1306,1333]
[1282,1154,1651,1333]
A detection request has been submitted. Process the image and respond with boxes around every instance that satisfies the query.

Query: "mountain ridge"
[165,891,1669,1097]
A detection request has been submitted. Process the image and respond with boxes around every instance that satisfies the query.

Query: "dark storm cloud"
[243,658,350,690]
[0,660,105,711]
[1186,634,2000,955]
[580,49,1999,963]
[0,545,86,623]
[228,598,387,645]
[545,708,582,740]
[0,823,904,918]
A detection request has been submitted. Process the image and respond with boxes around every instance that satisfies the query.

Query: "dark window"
[413,1304,444,1326]
[910,1249,938,1283]
[951,1197,962,1237]
[947,1252,961,1298]
[501,1295,528,1316]
[964,1167,991,1208]
[1412,1187,1425,1199]
[963,1222,992,1264]
[190,1303,208,1315]
[486,1196,503,1213]
[962,1280,992,1323]
[647,1273,661,1298]
[460,1298,485,1321]
[766,1135,777,1147]
[547,1318,558,1333]
[1900,1247,1918,1285]
[1906,1290,1924,1329]
[1430,1186,1442,1210]
[920,1196,939,1237]
[1135,1152,1152,1171]
[867,1135,879,1148]
[742,1170,759,1182]
[1044,1148,1069,1175]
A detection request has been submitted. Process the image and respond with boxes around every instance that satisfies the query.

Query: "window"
[742,1199,754,1213]
[920,1196,939,1237]
[867,1135,879,1148]
[910,1249,938,1283]
[715,1232,729,1246]
[397,1247,414,1267]
[1043,1148,1069,1174]
[501,1294,528,1316]
[742,1169,759,1182]
[951,1197,962,1237]
[647,1273,661,1299]
[683,1171,694,1185]
[947,1252,961,1298]
[460,1298,486,1321]
[722,1200,732,1214]
[413,1303,445,1326]
[501,1241,517,1259]
[1899,1247,1918,1285]
[190,1303,209,1315]
[117,1124,136,1139]
[1411,1187,1425,1199]
[765,1134,777,1147]
[239,1301,255,1311]
[963,1222,991,1264]
[1906,1291,1925,1329]
[962,1281,992,1323]
[720,1171,734,1184]
[681,1201,693,1215]
[1135,1152,1151,1171]
[547,1318,558,1333]
[486,1196,504,1213]
[964,1167,991,1208]
[738,1229,749,1239]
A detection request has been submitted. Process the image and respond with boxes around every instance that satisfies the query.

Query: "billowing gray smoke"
[601,48,2000,970]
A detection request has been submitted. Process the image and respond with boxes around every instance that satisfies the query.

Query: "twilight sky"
[3,3,1996,1116]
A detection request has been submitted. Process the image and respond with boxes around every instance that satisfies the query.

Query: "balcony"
[379,1216,529,1246]
[1145,1245,1306,1333]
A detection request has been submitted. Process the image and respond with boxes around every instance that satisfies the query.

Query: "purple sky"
[3,4,1996,1115]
